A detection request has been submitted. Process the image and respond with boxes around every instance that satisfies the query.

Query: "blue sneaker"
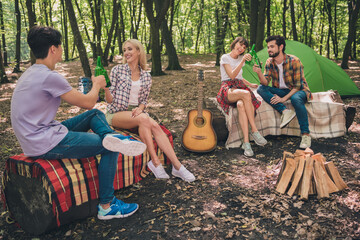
[97,197,139,220]
[102,133,147,156]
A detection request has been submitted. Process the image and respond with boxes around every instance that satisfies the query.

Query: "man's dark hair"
[266,35,286,53]
[27,26,62,59]
[230,36,249,51]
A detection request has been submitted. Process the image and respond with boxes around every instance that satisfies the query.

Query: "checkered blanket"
[1,126,172,227]
[210,90,346,149]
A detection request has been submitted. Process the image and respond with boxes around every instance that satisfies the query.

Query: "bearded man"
[253,35,312,149]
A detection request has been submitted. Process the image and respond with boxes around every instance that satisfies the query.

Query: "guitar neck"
[197,70,204,118]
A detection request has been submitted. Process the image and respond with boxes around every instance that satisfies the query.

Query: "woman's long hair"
[122,39,147,70]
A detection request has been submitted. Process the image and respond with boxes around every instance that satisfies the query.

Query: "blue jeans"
[257,85,309,134]
[35,109,117,204]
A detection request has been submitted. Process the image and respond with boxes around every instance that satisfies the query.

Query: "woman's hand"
[132,107,143,118]
[242,53,252,63]
[249,83,258,89]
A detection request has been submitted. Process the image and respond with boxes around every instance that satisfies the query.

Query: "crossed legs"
[227,89,258,143]
[111,111,182,170]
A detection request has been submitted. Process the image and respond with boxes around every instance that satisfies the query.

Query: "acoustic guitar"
[181,70,217,152]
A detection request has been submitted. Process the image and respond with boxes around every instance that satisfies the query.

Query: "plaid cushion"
[210,90,346,149]
[1,126,172,227]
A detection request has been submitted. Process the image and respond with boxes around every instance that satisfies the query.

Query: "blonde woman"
[104,39,195,182]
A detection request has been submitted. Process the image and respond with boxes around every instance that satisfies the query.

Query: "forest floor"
[0,54,359,240]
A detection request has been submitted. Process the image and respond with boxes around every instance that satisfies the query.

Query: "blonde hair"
[122,39,147,70]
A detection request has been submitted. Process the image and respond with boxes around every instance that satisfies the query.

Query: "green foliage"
[0,0,358,64]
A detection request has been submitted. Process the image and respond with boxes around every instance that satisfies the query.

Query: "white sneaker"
[147,161,170,179]
[251,131,267,146]
[280,109,296,128]
[299,135,311,149]
[102,134,147,156]
[172,165,196,182]
[241,142,254,157]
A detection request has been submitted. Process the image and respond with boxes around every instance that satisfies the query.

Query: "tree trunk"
[65,0,92,77]
[215,0,231,66]
[301,0,308,44]
[161,17,183,70]
[250,0,259,46]
[290,0,297,41]
[195,0,204,54]
[0,38,8,84]
[0,2,7,66]
[282,0,287,39]
[61,0,69,61]
[341,0,360,69]
[26,0,36,64]
[255,0,266,51]
[267,0,271,37]
[103,0,119,66]
[333,0,338,58]
[13,0,21,73]
[143,0,170,76]
[94,0,102,59]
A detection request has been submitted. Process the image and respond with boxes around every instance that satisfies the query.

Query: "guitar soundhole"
[194,117,206,127]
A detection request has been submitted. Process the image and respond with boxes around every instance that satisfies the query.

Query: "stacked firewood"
[275,148,348,200]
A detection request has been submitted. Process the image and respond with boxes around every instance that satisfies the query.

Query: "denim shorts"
[105,105,138,125]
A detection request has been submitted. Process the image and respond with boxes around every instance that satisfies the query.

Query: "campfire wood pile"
[275,148,348,199]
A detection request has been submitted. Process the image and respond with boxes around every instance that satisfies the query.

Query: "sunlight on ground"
[185,61,217,68]
[0,117,6,122]
[203,200,227,214]
[147,100,164,108]
[172,108,186,120]
[337,190,360,212]
[349,122,360,134]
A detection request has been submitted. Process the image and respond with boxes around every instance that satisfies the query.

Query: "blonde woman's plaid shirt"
[107,63,152,113]
[263,54,312,101]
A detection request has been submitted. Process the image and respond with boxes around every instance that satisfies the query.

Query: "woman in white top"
[104,39,195,182]
[216,37,267,157]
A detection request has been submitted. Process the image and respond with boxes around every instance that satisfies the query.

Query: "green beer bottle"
[245,44,262,69]
[95,56,111,87]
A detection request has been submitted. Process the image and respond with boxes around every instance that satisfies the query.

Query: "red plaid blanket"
[1,125,172,227]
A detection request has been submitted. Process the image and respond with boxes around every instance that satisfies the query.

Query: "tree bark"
[13,0,21,73]
[266,0,271,37]
[61,0,69,61]
[341,0,360,69]
[195,0,204,54]
[161,17,183,70]
[0,2,7,66]
[142,0,170,76]
[282,0,287,39]
[215,0,231,66]
[26,0,36,64]
[103,0,119,66]
[0,38,9,84]
[255,0,266,51]
[289,0,298,41]
[65,0,92,77]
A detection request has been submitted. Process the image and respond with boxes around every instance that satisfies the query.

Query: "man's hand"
[270,94,285,104]
[92,75,106,89]
[253,64,262,74]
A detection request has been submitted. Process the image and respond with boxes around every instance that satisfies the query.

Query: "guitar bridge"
[191,135,207,140]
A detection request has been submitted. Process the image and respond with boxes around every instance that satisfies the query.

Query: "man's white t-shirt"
[220,53,244,81]
[277,62,288,89]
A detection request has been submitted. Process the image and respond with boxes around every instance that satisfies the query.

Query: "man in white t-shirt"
[11,26,147,220]
[253,35,312,149]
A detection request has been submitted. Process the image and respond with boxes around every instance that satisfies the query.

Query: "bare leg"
[236,100,250,142]
[111,112,181,170]
[227,89,259,133]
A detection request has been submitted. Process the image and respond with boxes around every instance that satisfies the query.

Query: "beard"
[269,50,280,58]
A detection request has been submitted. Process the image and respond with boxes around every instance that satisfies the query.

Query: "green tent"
[242,40,360,96]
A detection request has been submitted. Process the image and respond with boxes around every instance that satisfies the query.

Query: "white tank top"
[129,80,141,106]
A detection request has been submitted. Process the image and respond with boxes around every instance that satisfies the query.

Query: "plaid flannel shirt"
[264,54,312,101]
[107,63,152,113]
